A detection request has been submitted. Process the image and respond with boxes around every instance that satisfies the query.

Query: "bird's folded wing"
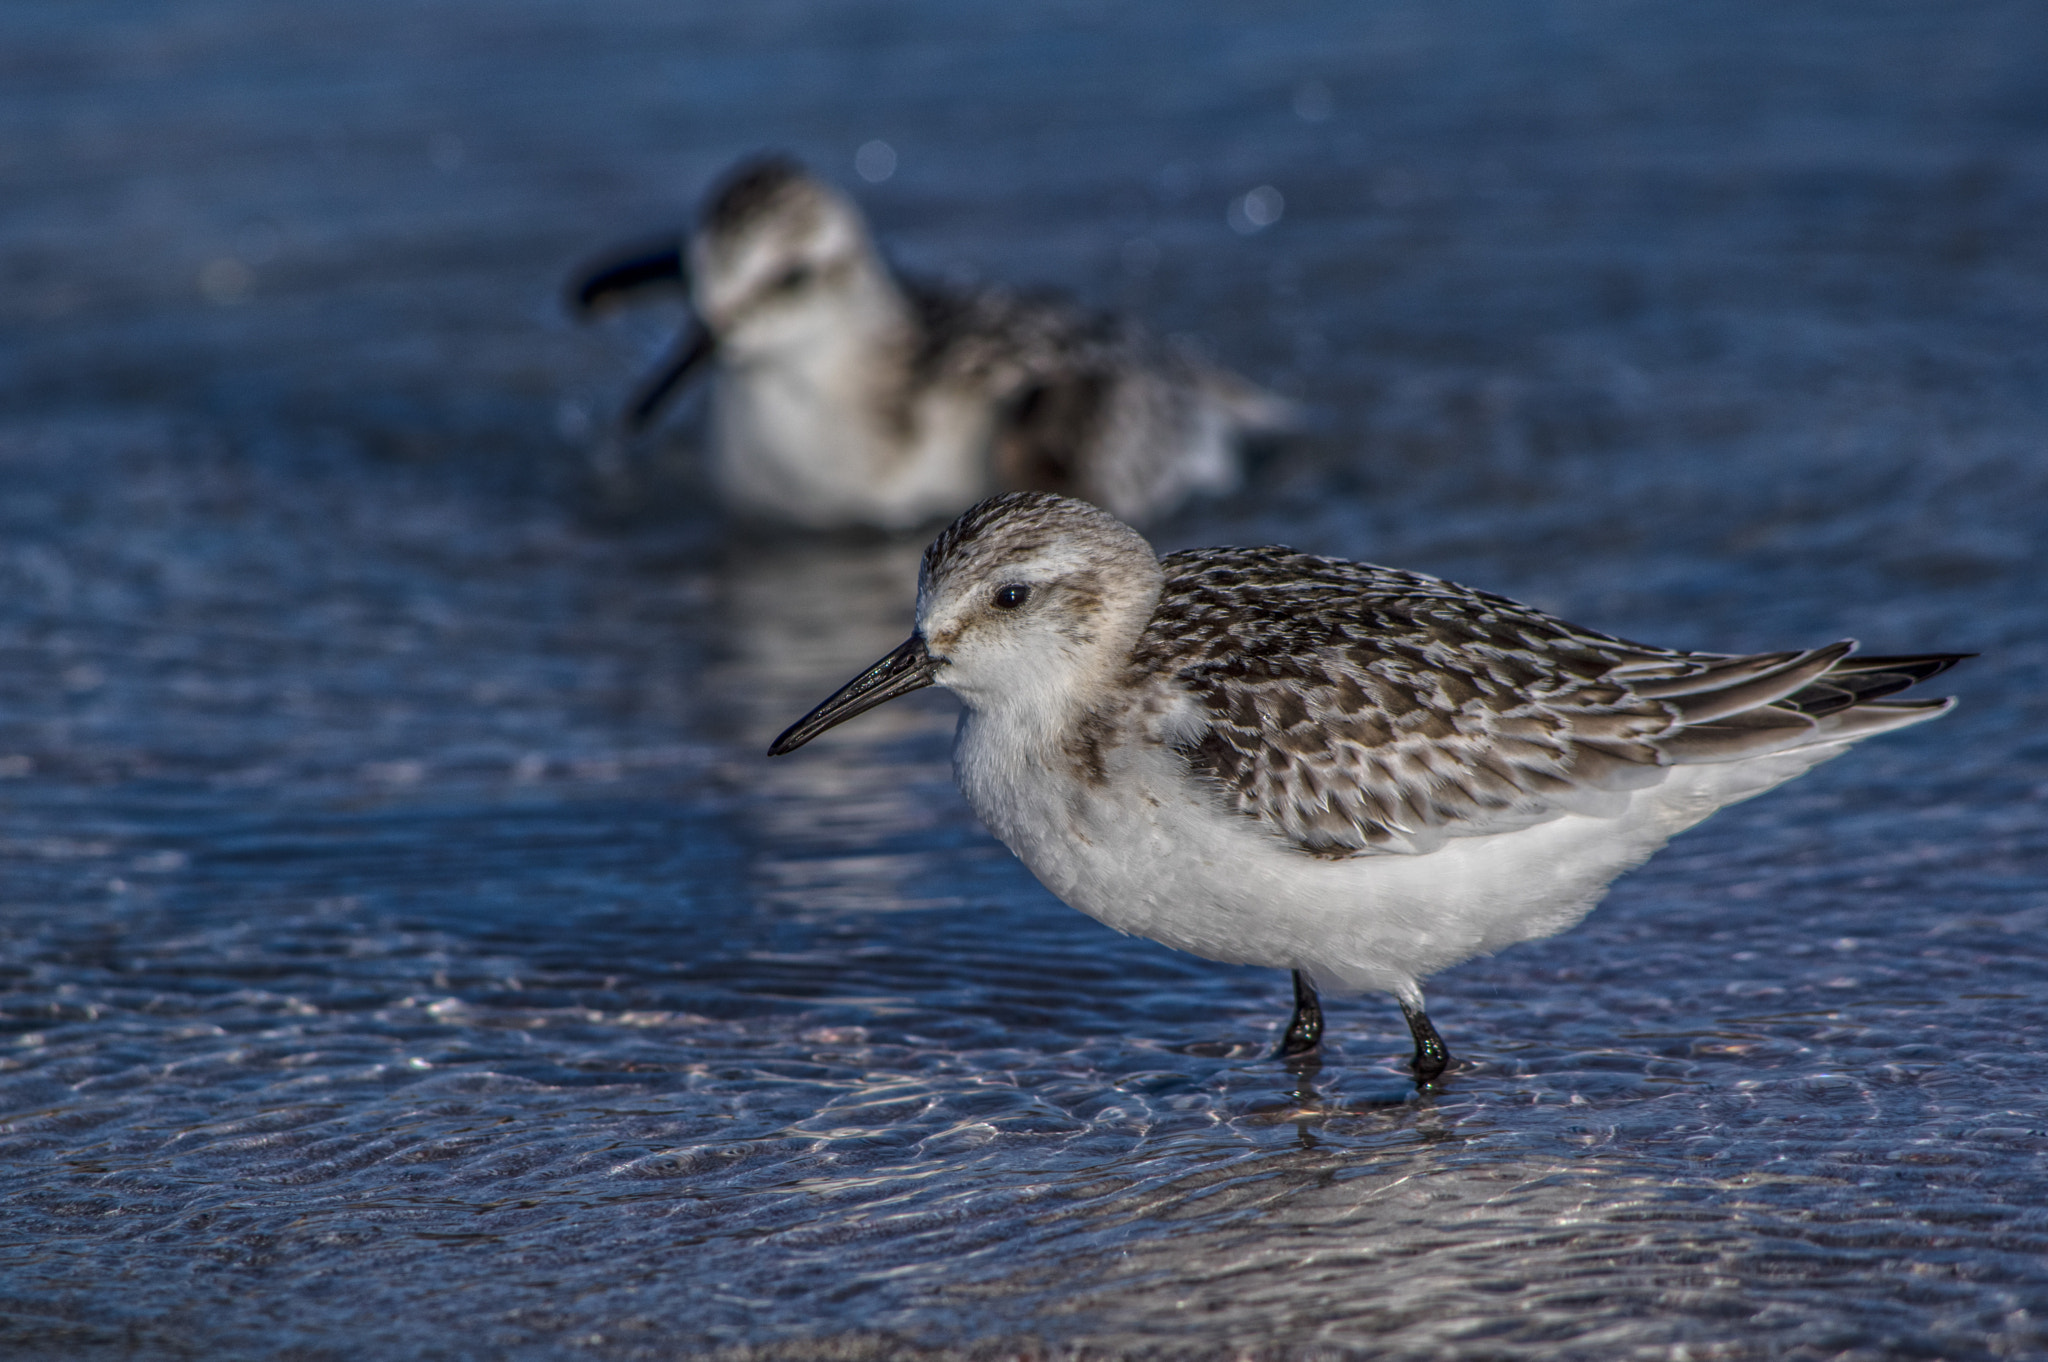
[906,280,1132,394]
[905,282,1165,497]
[1139,548,1963,857]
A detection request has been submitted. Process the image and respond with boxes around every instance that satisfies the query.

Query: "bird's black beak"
[569,241,686,315]
[768,635,938,756]
[625,322,716,430]
[567,241,718,430]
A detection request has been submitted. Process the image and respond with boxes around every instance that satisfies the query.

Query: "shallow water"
[3,2,2048,1358]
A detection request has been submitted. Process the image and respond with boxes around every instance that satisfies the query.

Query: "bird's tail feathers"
[1201,369,1300,433]
[1649,645,1967,766]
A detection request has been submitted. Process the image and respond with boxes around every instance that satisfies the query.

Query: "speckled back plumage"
[904,280,1239,517]
[1133,546,1963,857]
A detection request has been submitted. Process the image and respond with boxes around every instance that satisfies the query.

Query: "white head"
[916,492,1165,720]
[688,157,895,358]
[768,494,1165,754]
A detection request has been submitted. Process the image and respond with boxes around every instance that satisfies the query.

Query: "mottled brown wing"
[1137,548,1961,857]
[905,280,1129,397]
[906,280,1165,499]
[988,370,1110,494]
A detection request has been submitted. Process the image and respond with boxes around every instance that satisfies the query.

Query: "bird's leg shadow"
[1286,1060,1325,1147]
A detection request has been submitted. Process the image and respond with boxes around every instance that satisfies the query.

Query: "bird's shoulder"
[903,277,1142,391]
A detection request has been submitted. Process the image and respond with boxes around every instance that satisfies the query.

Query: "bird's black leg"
[1400,999,1451,1087]
[1276,969,1323,1059]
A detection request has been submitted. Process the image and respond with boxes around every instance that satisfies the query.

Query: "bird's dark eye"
[992,583,1030,611]
[771,264,813,294]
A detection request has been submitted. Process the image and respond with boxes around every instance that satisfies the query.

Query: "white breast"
[711,350,996,531]
[954,711,1851,1002]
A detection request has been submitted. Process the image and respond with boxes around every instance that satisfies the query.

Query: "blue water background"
[2,2,2047,1357]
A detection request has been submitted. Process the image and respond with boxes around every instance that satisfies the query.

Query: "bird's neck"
[742,278,917,420]
[957,603,1165,760]
[829,259,915,346]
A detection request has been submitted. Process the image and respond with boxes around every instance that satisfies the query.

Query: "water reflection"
[707,529,929,744]
[1033,1140,1708,1355]
[703,529,978,919]
[972,1091,2039,1358]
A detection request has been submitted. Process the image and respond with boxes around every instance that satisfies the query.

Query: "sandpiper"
[768,492,1969,1085]
[570,157,1289,529]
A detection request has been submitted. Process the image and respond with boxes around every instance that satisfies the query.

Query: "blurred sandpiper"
[571,157,1290,530]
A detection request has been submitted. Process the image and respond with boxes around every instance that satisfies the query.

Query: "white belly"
[711,363,995,530]
[955,718,1848,1001]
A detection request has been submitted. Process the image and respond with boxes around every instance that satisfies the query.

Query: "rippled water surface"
[4,2,2048,1357]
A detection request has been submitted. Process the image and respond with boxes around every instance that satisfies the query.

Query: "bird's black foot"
[1401,1000,1451,1088]
[1276,969,1323,1060]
